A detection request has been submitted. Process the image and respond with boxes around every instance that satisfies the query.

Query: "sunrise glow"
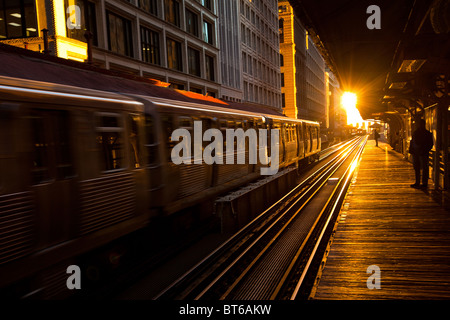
[341,92,364,127]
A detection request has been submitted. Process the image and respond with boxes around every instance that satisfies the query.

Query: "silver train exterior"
[0,75,320,297]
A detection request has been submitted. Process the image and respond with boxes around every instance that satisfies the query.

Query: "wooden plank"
[312,141,450,299]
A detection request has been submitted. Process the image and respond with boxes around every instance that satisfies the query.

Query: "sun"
[341,92,363,127]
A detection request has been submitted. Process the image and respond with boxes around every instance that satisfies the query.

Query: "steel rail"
[154,137,362,300]
[289,136,367,300]
[218,137,366,300]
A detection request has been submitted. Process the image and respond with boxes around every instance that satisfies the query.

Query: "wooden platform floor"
[312,139,450,299]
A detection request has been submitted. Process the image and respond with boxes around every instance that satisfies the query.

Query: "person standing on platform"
[373,129,380,147]
[409,119,434,188]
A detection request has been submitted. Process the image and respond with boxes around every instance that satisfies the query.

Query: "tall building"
[217,0,282,110]
[278,1,327,124]
[278,1,305,119]
[305,30,327,125]
[0,0,221,97]
[238,0,282,110]
[1,0,282,109]
[217,0,241,102]
[326,68,345,137]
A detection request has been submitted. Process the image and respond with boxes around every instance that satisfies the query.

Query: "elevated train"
[0,75,320,298]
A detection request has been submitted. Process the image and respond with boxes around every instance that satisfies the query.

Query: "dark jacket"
[409,128,433,156]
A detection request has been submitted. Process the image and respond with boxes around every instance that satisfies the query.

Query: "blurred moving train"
[0,75,320,297]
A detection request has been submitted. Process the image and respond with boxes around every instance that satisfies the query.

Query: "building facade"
[1,0,283,110]
[278,1,305,119]
[216,0,282,110]
[305,31,327,125]
[326,68,346,139]
[278,1,327,124]
[216,0,241,102]
[1,0,221,97]
[237,0,282,110]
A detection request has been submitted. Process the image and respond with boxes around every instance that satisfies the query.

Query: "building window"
[107,11,133,57]
[201,0,212,11]
[0,0,38,39]
[170,82,184,90]
[281,73,285,87]
[139,0,158,16]
[185,9,198,37]
[167,38,182,71]
[279,18,284,43]
[165,0,180,27]
[141,26,160,65]
[203,20,213,45]
[65,0,98,46]
[205,55,215,81]
[188,47,201,77]
[190,87,203,94]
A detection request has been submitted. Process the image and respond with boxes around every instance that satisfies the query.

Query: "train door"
[144,112,165,208]
[202,117,214,187]
[29,108,76,248]
[297,124,304,157]
[311,126,318,152]
[304,123,311,155]
[274,122,284,164]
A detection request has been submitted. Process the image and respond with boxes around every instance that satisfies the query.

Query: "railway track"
[155,136,367,300]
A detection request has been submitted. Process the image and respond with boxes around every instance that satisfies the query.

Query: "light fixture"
[397,59,426,73]
[388,82,407,90]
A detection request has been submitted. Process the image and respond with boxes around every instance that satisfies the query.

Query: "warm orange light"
[175,90,228,105]
[341,92,363,127]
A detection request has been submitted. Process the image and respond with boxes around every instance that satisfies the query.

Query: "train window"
[31,114,50,184]
[129,114,142,169]
[178,116,196,158]
[316,128,320,148]
[220,119,228,149]
[145,115,158,165]
[292,126,297,141]
[305,126,311,152]
[96,113,124,172]
[179,117,193,128]
[0,111,13,189]
[284,126,289,142]
[30,110,73,184]
[162,115,175,162]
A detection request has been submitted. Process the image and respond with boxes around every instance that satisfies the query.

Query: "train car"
[0,76,151,298]
[0,75,321,298]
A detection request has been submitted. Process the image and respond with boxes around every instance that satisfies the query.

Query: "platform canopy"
[290,0,450,119]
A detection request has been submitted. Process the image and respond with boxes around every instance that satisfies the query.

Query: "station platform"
[311,139,450,299]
